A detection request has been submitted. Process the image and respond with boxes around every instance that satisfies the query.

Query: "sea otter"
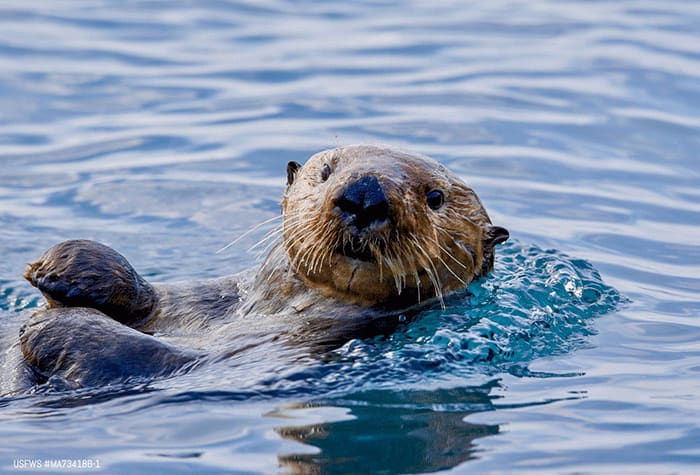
[18,144,508,389]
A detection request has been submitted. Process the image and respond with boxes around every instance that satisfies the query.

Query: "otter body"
[15,145,508,391]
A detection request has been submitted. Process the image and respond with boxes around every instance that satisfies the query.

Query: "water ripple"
[1,1,699,473]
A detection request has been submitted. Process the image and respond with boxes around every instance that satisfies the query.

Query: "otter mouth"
[337,237,380,263]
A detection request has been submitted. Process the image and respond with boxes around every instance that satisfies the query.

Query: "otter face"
[282,144,508,308]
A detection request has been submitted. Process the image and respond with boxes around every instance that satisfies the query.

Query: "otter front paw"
[24,240,157,326]
[20,308,199,388]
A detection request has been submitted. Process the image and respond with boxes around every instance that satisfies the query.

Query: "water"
[1,1,699,473]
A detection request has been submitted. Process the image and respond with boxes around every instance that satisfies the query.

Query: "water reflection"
[276,383,500,474]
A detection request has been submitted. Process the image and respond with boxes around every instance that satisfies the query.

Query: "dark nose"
[335,175,389,229]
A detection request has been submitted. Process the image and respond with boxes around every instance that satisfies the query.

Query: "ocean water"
[0,1,699,473]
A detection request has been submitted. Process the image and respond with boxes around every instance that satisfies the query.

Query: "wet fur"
[280,145,505,306]
[12,144,508,392]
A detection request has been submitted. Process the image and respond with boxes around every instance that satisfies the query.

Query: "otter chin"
[280,144,509,308]
[14,144,509,391]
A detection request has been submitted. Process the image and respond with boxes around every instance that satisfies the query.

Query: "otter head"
[281,144,508,308]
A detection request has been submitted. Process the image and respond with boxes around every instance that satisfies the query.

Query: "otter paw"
[24,240,157,325]
[20,308,199,388]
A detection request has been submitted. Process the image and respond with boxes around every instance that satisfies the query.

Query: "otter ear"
[478,225,510,278]
[287,161,301,186]
[485,226,509,247]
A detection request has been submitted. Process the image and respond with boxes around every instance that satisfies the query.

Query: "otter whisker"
[260,213,322,259]
[217,214,283,254]
[283,220,322,247]
[435,252,468,287]
[433,235,470,271]
[290,231,318,271]
[431,234,469,287]
[317,223,338,273]
[410,236,445,308]
[253,230,285,259]
[292,220,334,274]
[306,222,334,274]
[382,244,405,293]
[383,230,409,292]
[439,230,478,269]
[257,241,287,283]
[304,222,333,269]
[250,225,284,253]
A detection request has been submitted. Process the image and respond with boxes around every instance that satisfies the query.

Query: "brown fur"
[279,144,505,308]
[13,144,508,390]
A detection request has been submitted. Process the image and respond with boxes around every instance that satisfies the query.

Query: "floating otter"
[19,144,508,389]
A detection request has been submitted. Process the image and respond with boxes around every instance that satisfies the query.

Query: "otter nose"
[335,175,389,229]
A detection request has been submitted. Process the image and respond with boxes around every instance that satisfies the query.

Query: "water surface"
[1,1,699,473]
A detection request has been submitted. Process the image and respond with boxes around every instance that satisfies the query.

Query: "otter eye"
[426,189,444,210]
[321,164,332,182]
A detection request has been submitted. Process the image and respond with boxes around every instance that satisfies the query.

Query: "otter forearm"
[20,308,201,387]
[141,277,244,335]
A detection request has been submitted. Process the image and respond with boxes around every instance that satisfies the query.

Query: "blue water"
[1,1,699,473]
